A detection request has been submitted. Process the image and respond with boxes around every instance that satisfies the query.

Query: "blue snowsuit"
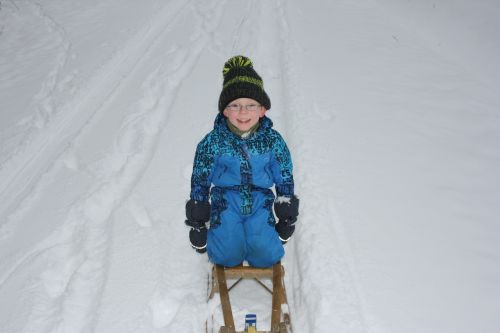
[190,113,295,267]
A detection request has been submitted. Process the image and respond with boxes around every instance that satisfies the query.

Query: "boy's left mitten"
[274,195,299,244]
[185,199,211,253]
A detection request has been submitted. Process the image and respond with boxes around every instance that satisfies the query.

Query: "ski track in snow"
[0,0,188,229]
[0,0,187,268]
[14,1,227,332]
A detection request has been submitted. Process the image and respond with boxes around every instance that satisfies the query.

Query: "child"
[185,56,299,268]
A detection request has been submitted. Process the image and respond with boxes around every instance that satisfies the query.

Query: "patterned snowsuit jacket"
[189,113,295,267]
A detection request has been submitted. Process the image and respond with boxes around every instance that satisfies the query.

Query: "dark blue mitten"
[274,195,299,244]
[185,199,210,253]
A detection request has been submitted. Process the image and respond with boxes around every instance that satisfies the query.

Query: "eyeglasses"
[225,103,262,112]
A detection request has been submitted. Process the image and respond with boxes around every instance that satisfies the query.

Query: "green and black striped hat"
[218,55,271,112]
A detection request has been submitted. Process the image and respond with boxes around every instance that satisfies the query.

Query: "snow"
[1,0,499,332]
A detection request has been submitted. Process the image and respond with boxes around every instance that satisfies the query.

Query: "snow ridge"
[24,0,74,130]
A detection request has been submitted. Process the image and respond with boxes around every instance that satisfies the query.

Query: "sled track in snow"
[186,1,374,331]
[258,1,373,331]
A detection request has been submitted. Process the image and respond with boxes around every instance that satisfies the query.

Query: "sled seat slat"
[223,265,274,279]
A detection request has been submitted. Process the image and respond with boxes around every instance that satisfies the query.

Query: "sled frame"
[210,263,289,333]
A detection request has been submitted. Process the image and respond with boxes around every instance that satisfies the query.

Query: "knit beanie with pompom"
[218,55,271,112]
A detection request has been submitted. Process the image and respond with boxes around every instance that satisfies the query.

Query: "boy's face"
[223,98,267,132]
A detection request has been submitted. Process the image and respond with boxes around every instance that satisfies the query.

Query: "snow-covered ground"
[1,0,499,332]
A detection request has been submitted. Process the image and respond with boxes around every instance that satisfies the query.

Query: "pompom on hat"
[218,56,271,112]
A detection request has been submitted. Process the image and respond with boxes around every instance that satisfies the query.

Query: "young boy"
[185,56,299,268]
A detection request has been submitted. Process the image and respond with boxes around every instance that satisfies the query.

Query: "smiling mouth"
[237,119,251,124]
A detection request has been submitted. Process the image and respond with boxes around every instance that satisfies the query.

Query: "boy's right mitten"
[185,199,211,253]
[274,195,299,244]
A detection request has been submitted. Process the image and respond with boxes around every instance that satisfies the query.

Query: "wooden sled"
[208,262,291,333]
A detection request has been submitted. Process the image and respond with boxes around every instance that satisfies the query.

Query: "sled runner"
[207,262,292,333]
